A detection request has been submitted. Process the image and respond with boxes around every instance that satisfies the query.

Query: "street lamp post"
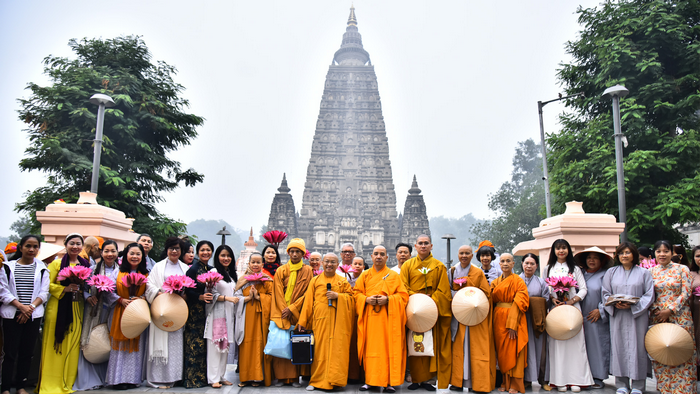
[441,234,456,268]
[537,93,584,217]
[217,226,231,246]
[89,94,116,194]
[603,85,630,242]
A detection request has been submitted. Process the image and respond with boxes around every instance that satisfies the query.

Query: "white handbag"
[407,329,434,357]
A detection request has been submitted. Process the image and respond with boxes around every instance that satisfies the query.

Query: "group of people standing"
[0,232,699,394]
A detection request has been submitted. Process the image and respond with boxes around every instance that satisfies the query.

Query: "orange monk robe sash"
[297,274,355,389]
[450,265,496,392]
[491,273,529,375]
[401,253,452,388]
[354,265,409,387]
[271,262,313,330]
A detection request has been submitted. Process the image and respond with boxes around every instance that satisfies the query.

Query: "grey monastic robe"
[520,273,550,383]
[601,265,654,380]
[581,269,610,381]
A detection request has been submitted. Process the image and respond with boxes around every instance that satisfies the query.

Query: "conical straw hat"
[451,286,489,326]
[545,305,583,340]
[83,323,111,364]
[406,293,438,333]
[645,323,694,366]
[121,298,151,339]
[574,246,612,268]
[150,293,188,332]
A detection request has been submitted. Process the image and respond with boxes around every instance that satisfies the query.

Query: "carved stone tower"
[267,173,299,253]
[400,175,431,244]
[295,6,400,258]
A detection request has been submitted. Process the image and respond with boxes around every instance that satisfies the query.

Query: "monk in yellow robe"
[449,245,497,392]
[270,238,313,386]
[236,253,274,386]
[401,234,452,390]
[491,253,529,394]
[297,253,355,390]
[355,245,409,392]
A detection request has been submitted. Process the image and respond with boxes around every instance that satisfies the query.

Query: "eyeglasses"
[168,247,181,252]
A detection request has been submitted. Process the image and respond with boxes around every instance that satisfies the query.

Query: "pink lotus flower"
[197,271,223,292]
[244,273,271,282]
[57,265,93,282]
[454,277,467,287]
[694,287,700,297]
[161,275,196,294]
[86,274,116,293]
[545,275,579,296]
[263,230,288,245]
[338,264,356,274]
[122,272,148,288]
[640,258,657,270]
[304,250,311,260]
[313,269,323,276]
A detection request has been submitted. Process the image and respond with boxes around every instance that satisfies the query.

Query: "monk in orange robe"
[449,245,497,392]
[491,253,529,394]
[355,245,409,392]
[297,253,355,390]
[270,238,313,386]
[236,253,275,386]
[400,234,452,390]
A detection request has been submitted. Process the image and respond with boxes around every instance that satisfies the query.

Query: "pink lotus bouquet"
[304,250,311,260]
[244,272,271,285]
[313,269,323,276]
[263,230,288,246]
[338,264,357,280]
[640,258,657,270]
[162,275,196,295]
[453,277,468,289]
[57,265,93,301]
[87,274,116,293]
[122,272,148,297]
[197,271,223,293]
[694,287,700,297]
[545,275,579,302]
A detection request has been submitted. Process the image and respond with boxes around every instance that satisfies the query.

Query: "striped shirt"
[14,262,36,305]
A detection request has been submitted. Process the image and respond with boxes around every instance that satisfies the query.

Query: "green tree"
[471,139,545,255]
[429,214,482,265]
[551,0,700,246]
[16,36,204,251]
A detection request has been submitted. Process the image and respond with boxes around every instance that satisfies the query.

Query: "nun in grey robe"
[520,272,550,384]
[581,268,610,387]
[601,265,654,391]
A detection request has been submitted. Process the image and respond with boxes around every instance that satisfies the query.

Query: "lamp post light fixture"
[441,233,456,268]
[88,94,116,194]
[217,226,231,246]
[603,85,630,242]
[537,92,584,218]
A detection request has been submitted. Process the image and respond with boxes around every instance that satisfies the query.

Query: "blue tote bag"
[263,321,293,359]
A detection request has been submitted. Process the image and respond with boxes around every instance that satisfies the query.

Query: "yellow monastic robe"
[355,265,409,387]
[450,265,497,392]
[270,262,313,382]
[491,274,529,394]
[37,260,84,394]
[297,274,355,389]
[401,253,452,389]
[238,280,274,386]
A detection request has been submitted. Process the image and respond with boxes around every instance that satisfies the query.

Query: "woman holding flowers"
[206,245,240,387]
[649,240,697,393]
[601,242,654,394]
[235,252,274,387]
[145,236,190,388]
[106,242,149,389]
[38,233,92,394]
[518,253,550,389]
[74,240,120,390]
[182,240,215,388]
[544,239,593,392]
[0,235,49,394]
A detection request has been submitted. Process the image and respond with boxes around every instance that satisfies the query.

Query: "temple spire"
[278,173,291,193]
[408,175,422,195]
[348,5,357,26]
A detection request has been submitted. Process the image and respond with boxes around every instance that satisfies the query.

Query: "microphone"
[327,283,332,306]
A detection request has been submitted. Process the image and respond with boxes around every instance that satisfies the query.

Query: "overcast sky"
[0,0,601,237]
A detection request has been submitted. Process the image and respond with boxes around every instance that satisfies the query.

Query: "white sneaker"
[558,386,567,392]
[571,386,581,393]
[293,382,303,388]
[274,381,284,387]
[306,385,315,391]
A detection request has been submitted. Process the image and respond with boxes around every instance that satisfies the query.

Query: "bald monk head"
[371,246,388,271]
[322,253,339,277]
[499,253,515,275]
[83,236,101,259]
[458,245,473,268]
[309,252,322,271]
[415,234,433,260]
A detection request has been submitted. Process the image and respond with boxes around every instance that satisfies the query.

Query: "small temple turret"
[399,175,431,244]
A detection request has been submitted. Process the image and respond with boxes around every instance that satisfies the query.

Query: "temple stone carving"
[400,175,431,244]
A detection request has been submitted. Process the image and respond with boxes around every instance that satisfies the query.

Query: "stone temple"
[267,7,430,264]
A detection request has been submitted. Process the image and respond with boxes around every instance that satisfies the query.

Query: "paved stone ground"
[20,366,667,394]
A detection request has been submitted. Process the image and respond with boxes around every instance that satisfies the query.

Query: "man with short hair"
[401,235,452,390]
[297,253,355,391]
[340,243,356,266]
[137,233,156,271]
[355,245,409,392]
[271,238,314,386]
[309,252,322,275]
[80,236,101,266]
[392,243,413,274]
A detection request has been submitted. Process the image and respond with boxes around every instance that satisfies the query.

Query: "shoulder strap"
[3,263,9,279]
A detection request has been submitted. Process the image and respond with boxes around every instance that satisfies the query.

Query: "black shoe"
[408,383,421,390]
[360,384,371,391]
[449,386,463,391]
[385,387,396,393]
[421,383,436,391]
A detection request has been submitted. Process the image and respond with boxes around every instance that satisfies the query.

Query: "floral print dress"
[650,263,697,393]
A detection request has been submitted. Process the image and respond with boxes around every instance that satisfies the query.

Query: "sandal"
[251,383,261,387]
[212,383,222,389]
[221,381,233,386]
[238,382,248,387]
[616,389,630,394]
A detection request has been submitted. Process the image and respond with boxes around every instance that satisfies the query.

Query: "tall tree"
[471,139,545,255]
[551,0,700,246]
[16,36,204,251]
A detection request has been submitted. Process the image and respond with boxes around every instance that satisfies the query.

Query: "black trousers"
[2,315,41,391]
